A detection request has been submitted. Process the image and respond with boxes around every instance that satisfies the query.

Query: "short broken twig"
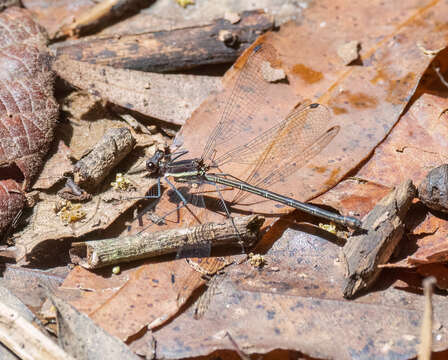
[418,276,436,360]
[342,179,417,298]
[73,127,135,192]
[70,215,264,269]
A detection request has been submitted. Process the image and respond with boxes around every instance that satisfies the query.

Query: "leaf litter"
[3,0,448,359]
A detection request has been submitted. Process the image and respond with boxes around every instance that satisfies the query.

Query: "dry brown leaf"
[319,92,448,267]
[147,225,448,359]
[52,58,221,126]
[50,293,140,360]
[57,261,207,341]
[0,7,58,234]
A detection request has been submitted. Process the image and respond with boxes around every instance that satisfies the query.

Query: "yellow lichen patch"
[57,201,86,224]
[248,252,266,268]
[319,222,337,234]
[176,0,194,8]
[111,173,134,191]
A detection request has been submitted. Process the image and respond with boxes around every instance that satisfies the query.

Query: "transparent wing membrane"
[201,43,280,163]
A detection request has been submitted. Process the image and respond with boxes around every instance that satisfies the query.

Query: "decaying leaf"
[56,261,207,341]
[50,294,140,360]
[52,57,221,126]
[0,7,58,235]
[0,7,58,188]
[0,180,25,239]
[147,226,448,359]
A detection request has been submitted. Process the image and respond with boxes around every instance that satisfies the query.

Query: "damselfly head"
[146,149,165,175]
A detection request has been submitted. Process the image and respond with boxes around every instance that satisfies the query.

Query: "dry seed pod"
[418,164,448,213]
[73,127,135,192]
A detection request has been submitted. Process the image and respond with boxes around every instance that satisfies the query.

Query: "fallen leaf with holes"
[319,90,448,267]
[0,7,58,235]
[145,224,448,359]
[179,0,448,218]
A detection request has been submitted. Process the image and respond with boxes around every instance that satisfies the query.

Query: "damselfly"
[142,42,362,231]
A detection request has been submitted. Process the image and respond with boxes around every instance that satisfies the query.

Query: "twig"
[432,64,448,89]
[57,0,146,38]
[73,127,135,192]
[342,180,417,298]
[418,276,436,360]
[70,215,264,269]
[53,10,274,72]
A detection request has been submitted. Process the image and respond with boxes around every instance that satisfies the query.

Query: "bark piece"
[0,180,25,239]
[0,295,75,360]
[337,40,361,65]
[73,127,135,192]
[52,10,274,72]
[342,180,417,298]
[57,0,148,38]
[70,215,264,269]
[418,164,448,213]
[0,1,20,11]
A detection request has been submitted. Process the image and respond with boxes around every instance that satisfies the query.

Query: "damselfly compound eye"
[146,161,157,173]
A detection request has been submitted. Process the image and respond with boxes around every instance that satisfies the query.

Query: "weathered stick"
[418,163,448,213]
[70,215,264,269]
[57,0,146,38]
[342,179,417,298]
[0,300,76,360]
[52,10,274,72]
[73,127,135,192]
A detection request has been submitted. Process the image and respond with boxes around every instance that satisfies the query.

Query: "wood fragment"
[418,164,448,213]
[70,215,264,269]
[0,0,20,11]
[52,10,274,72]
[342,180,417,298]
[57,0,147,38]
[337,40,361,65]
[0,300,75,360]
[73,127,135,192]
[418,276,436,360]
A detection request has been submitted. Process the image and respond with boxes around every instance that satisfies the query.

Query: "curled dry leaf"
[0,7,58,234]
